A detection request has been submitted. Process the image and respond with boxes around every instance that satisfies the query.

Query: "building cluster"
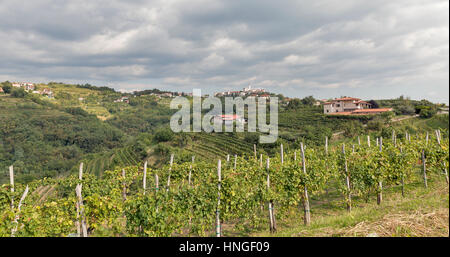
[323,97,392,115]
[148,92,181,98]
[214,85,269,98]
[10,82,53,97]
[114,96,130,103]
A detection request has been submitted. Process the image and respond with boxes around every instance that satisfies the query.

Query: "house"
[323,97,372,114]
[114,96,129,103]
[242,85,265,93]
[32,90,41,94]
[213,114,246,125]
[42,88,53,97]
[12,82,34,90]
[24,84,35,91]
[214,86,266,98]
[324,97,393,115]
[0,87,4,93]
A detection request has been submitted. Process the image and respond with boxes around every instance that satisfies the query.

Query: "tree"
[286,99,301,110]
[368,100,379,108]
[154,129,174,142]
[300,96,316,106]
[11,88,27,98]
[419,108,437,119]
[1,81,12,94]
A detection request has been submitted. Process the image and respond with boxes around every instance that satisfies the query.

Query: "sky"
[0,0,448,103]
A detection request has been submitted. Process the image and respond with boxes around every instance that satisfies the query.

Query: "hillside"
[1,82,448,184]
[0,130,447,237]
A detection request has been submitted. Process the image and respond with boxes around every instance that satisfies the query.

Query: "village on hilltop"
[1,82,394,117]
[5,82,54,98]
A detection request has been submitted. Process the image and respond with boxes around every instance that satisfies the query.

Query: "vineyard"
[0,130,448,237]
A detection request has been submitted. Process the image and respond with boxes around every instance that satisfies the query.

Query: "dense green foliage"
[0,97,124,183]
[1,82,447,187]
[377,97,439,117]
[0,130,447,237]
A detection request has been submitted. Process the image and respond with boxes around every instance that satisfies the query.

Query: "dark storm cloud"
[0,0,448,103]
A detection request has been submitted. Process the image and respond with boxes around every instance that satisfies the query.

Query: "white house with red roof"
[323,97,393,115]
[323,97,372,114]
[213,114,246,125]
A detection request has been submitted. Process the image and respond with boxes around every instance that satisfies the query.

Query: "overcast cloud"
[0,0,448,103]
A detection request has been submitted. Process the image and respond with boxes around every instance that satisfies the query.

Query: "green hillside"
[1,82,448,184]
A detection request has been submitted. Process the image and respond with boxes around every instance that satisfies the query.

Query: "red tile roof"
[333,97,361,101]
[351,108,392,113]
[217,114,242,120]
[328,108,392,115]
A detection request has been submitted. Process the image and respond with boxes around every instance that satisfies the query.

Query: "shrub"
[367,120,384,131]
[1,84,12,93]
[154,129,174,142]
[419,108,437,119]
[11,88,27,98]
[395,104,416,115]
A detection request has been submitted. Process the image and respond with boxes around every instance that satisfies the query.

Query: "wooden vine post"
[358,136,361,146]
[422,150,428,188]
[426,132,429,145]
[188,156,195,187]
[122,169,127,201]
[400,147,405,197]
[9,166,14,208]
[367,135,370,147]
[143,161,147,195]
[166,154,174,192]
[443,162,449,185]
[155,173,159,192]
[260,154,263,168]
[392,130,396,147]
[11,185,29,237]
[280,144,284,164]
[216,160,222,237]
[325,136,328,155]
[266,158,276,233]
[300,143,311,225]
[234,154,237,171]
[377,138,383,205]
[342,144,351,212]
[435,130,441,145]
[9,166,31,237]
[254,144,257,160]
[76,163,88,237]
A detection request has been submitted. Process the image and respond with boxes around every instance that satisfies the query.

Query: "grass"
[247,173,449,237]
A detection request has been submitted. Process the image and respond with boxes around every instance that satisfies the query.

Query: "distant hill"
[1,81,448,184]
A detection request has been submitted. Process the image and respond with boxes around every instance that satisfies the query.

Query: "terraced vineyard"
[83,145,140,177]
[1,129,447,237]
[187,133,254,160]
